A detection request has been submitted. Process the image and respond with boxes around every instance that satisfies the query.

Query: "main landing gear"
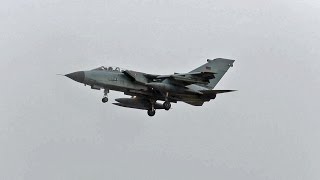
[147,100,156,117]
[147,109,156,116]
[102,89,109,103]
[163,92,171,111]
[163,101,171,111]
[147,100,171,116]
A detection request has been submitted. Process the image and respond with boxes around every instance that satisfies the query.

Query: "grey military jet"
[65,58,236,116]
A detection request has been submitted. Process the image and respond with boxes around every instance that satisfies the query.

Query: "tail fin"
[190,58,235,89]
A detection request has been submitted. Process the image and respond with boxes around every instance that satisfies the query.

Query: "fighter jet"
[64,58,236,116]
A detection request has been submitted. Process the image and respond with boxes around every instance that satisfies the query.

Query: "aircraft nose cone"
[65,71,85,83]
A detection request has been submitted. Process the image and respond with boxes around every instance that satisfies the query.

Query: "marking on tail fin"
[190,58,235,89]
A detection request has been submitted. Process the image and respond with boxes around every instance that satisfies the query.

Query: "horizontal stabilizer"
[201,90,237,94]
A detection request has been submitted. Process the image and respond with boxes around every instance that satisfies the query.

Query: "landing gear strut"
[102,89,109,103]
[147,100,156,117]
[163,92,171,111]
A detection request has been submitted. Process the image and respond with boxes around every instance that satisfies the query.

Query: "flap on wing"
[185,71,216,78]
[171,76,209,85]
[156,71,216,86]
[157,71,215,79]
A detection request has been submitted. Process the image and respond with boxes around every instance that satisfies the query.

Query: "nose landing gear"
[102,89,109,103]
[102,97,108,103]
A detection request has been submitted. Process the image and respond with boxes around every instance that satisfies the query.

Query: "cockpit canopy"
[92,66,124,72]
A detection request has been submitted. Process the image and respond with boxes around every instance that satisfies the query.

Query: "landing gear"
[147,109,156,116]
[102,89,109,103]
[102,97,108,103]
[147,100,156,117]
[163,92,171,111]
[163,101,171,111]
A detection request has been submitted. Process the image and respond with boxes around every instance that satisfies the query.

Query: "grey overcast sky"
[1,0,320,179]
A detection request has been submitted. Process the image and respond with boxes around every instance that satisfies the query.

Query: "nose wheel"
[102,89,109,103]
[102,97,108,103]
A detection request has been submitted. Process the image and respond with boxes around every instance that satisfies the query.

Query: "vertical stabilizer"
[190,58,235,89]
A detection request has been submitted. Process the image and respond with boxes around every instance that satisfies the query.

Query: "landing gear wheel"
[147,109,156,117]
[163,101,171,111]
[102,97,108,103]
[102,88,109,103]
